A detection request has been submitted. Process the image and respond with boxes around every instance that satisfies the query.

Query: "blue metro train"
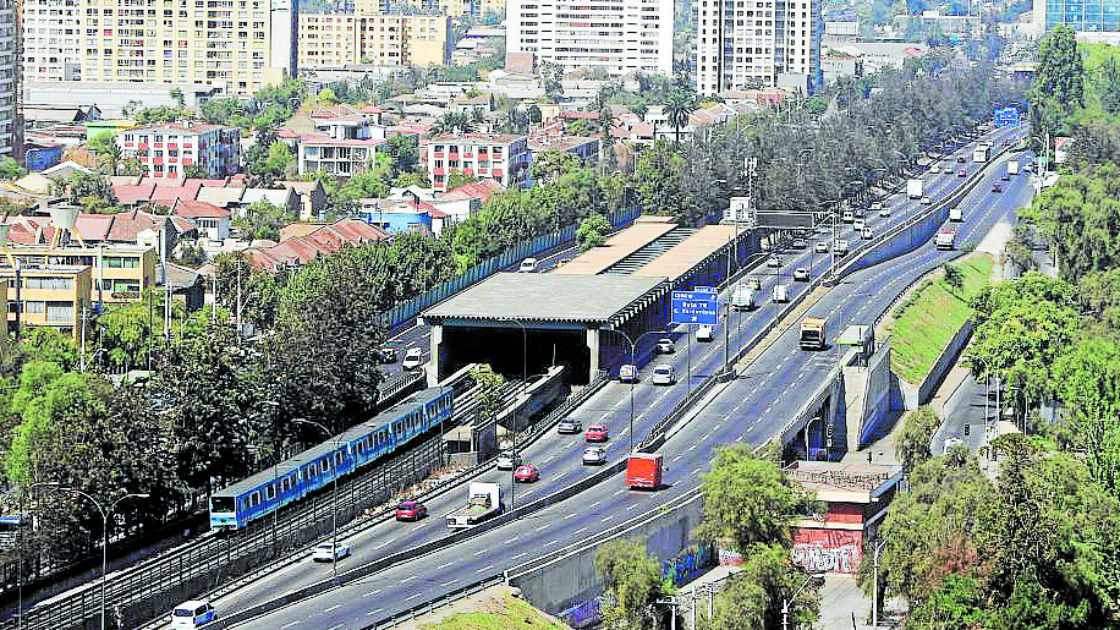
[209,387,454,530]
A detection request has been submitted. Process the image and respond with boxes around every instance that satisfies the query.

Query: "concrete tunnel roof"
[421,273,670,328]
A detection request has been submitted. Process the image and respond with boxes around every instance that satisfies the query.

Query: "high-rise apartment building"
[356,0,506,18]
[695,0,822,94]
[21,0,297,96]
[299,12,450,68]
[506,0,674,77]
[0,0,15,158]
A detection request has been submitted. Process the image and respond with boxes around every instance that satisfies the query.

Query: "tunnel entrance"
[441,325,591,384]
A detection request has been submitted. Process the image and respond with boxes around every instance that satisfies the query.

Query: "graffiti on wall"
[559,597,601,629]
[662,544,714,586]
[792,528,863,574]
[718,546,742,566]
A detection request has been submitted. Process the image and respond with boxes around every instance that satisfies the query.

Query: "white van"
[731,286,755,311]
[619,363,638,383]
[772,284,789,303]
[842,211,854,223]
[171,601,217,629]
[651,365,676,385]
[518,258,538,273]
[696,325,715,342]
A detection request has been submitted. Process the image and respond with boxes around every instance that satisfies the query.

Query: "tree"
[0,157,22,180]
[170,87,186,110]
[531,149,582,185]
[895,406,940,473]
[1052,331,1120,494]
[54,171,115,206]
[317,88,338,104]
[700,544,821,630]
[234,200,293,241]
[1032,25,1085,109]
[595,538,672,630]
[697,445,805,554]
[577,213,610,251]
[470,364,505,428]
[264,141,294,178]
[212,252,285,330]
[663,91,695,143]
[941,262,963,291]
[445,171,480,191]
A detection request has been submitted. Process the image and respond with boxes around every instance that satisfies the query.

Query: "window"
[47,302,73,323]
[26,277,74,290]
[25,301,45,314]
[266,484,276,500]
[105,256,139,268]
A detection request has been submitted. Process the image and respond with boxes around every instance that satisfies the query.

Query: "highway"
[145,129,1025,630]
[221,141,1032,630]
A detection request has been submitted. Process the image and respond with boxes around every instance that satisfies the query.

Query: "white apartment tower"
[695,0,822,94]
[21,0,297,96]
[0,0,15,157]
[507,0,674,77]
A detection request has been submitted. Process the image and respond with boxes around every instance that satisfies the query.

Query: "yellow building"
[298,13,449,68]
[355,0,505,18]
[1,245,157,306]
[1,265,92,340]
[69,0,296,96]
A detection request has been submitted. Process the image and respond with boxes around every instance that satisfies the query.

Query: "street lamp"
[872,539,888,628]
[293,418,343,579]
[61,488,149,630]
[781,572,825,630]
[604,328,668,453]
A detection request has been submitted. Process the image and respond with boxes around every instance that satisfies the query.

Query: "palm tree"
[98,143,123,176]
[664,91,695,143]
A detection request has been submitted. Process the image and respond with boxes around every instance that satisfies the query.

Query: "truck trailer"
[626,454,663,490]
[799,316,828,350]
[446,482,503,529]
[907,179,923,199]
[936,229,956,250]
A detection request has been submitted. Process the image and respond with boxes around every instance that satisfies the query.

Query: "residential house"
[437,179,502,222]
[297,134,388,178]
[172,199,231,241]
[245,218,389,272]
[240,188,300,218]
[278,180,328,221]
[356,197,446,235]
[1,264,91,339]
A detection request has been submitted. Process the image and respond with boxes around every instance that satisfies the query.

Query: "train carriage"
[209,387,453,530]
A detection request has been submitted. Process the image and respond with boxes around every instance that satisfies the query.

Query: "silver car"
[582,446,608,465]
[496,450,521,470]
[557,418,582,434]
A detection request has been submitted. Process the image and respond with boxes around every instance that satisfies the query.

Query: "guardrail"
[365,576,507,630]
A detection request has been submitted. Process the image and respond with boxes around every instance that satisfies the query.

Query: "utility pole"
[79,307,87,372]
[873,539,887,628]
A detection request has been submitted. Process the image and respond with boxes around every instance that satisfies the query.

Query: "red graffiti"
[791,528,864,574]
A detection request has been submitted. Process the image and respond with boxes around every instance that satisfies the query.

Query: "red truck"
[626,454,663,490]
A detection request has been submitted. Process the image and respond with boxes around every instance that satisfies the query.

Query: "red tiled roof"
[439,178,503,203]
[173,199,230,219]
[150,180,202,205]
[560,111,600,120]
[244,218,389,272]
[113,182,157,204]
[361,105,383,114]
[106,209,162,242]
[429,133,526,144]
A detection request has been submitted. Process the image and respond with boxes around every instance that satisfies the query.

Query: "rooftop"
[633,225,743,280]
[786,461,902,504]
[422,273,668,327]
[553,221,677,276]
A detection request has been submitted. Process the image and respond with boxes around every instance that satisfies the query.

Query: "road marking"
[327,624,345,630]
[602,515,614,523]
[692,468,702,475]
[324,605,341,613]
[628,504,639,511]
[672,455,684,462]
[281,622,300,629]
[366,608,384,616]
[564,512,577,520]
[508,535,520,543]
[474,549,488,556]
[441,579,458,587]
[545,539,561,546]
[535,523,550,532]
[363,589,382,598]
[406,593,423,601]
[574,527,588,535]
[512,551,529,560]
[436,561,454,569]
[401,575,417,583]
[612,489,625,496]
[476,565,494,574]
[590,501,601,508]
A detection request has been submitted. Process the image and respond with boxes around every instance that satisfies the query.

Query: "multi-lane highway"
[223,142,1031,630]
[164,129,1027,630]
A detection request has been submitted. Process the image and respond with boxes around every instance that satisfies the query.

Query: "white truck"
[731,285,755,311]
[949,207,963,222]
[907,179,923,199]
[447,482,503,529]
[936,229,956,250]
[1007,160,1019,176]
[973,144,990,163]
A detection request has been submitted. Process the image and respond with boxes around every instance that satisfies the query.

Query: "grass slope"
[889,253,994,383]
[419,594,566,630]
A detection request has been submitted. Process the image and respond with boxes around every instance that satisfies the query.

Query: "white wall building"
[506,0,674,77]
[695,0,823,94]
[0,0,15,158]
[21,0,83,82]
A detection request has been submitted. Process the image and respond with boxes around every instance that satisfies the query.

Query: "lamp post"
[62,488,149,630]
[781,572,825,630]
[604,328,668,453]
[293,418,342,579]
[872,539,887,629]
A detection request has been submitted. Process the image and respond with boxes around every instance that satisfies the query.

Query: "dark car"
[991,182,1002,193]
[1001,172,1010,181]
[395,501,427,521]
[378,344,398,363]
[956,156,966,163]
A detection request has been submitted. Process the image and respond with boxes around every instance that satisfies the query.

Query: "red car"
[395,501,427,521]
[513,464,540,483]
[957,169,967,178]
[585,424,609,442]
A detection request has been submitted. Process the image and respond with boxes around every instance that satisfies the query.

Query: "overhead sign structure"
[725,196,753,226]
[994,106,1019,127]
[672,290,719,325]
[753,211,816,229]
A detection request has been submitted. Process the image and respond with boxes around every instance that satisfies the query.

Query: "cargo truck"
[626,453,663,490]
[949,207,962,222]
[972,144,990,163]
[1007,160,1019,176]
[936,229,955,250]
[907,179,923,199]
[799,316,828,350]
[446,482,503,529]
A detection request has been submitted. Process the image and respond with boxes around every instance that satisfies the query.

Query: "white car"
[619,363,638,382]
[930,164,940,174]
[921,196,932,205]
[834,240,850,255]
[655,338,675,354]
[853,219,865,231]
[793,268,810,281]
[518,257,538,273]
[696,325,715,341]
[842,211,854,223]
[312,542,351,562]
[171,601,217,630]
[861,227,874,239]
[814,241,829,253]
[878,205,892,217]
[402,347,424,370]
[583,446,608,465]
[496,450,521,470]
[767,256,781,268]
[651,365,676,385]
